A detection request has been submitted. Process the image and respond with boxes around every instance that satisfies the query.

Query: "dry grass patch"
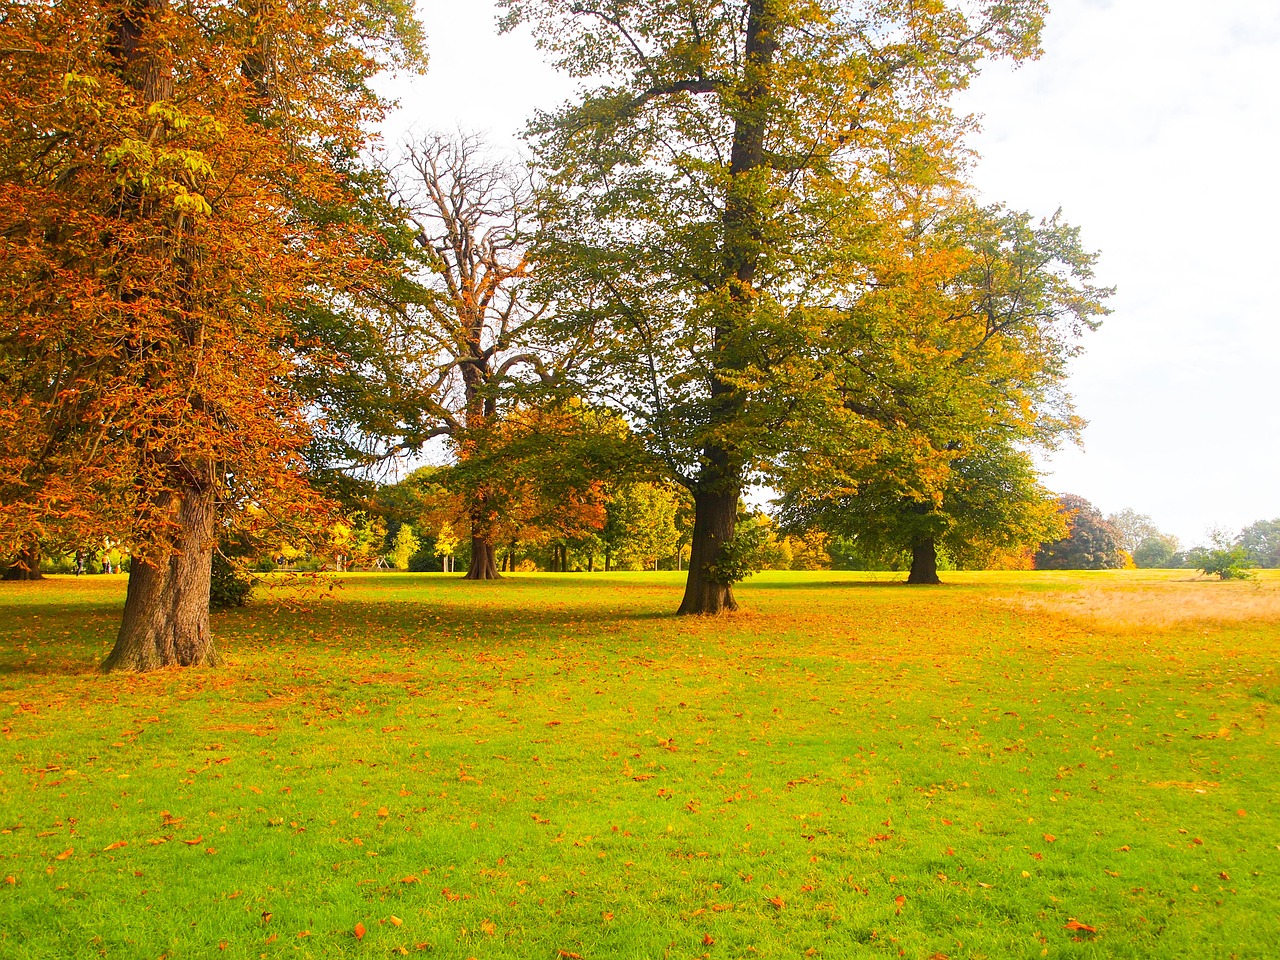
[995,571,1280,632]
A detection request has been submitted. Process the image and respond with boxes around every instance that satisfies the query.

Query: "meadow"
[0,570,1276,959]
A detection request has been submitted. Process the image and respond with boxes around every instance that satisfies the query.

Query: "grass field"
[1,570,1277,959]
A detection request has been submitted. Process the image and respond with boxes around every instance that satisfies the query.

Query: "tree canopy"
[501,0,1053,611]
[0,0,423,668]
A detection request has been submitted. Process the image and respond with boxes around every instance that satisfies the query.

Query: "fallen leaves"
[55,848,73,861]
[181,835,204,846]
[354,922,366,940]
[103,841,128,851]
[1064,919,1097,933]
[766,895,785,909]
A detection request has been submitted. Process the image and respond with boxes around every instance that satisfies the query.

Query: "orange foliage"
[0,0,422,560]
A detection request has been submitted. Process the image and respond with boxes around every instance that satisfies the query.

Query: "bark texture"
[464,535,501,580]
[678,489,739,614]
[907,537,942,585]
[677,0,775,614]
[102,486,220,671]
[3,544,44,581]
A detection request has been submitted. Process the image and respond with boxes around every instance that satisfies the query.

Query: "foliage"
[389,524,421,572]
[702,512,774,585]
[601,482,689,570]
[0,0,424,564]
[1237,518,1280,569]
[776,196,1103,580]
[208,552,253,610]
[1133,535,1180,569]
[1106,509,1169,554]
[506,0,1053,610]
[2,571,1277,957]
[1191,530,1254,581]
[1035,494,1126,570]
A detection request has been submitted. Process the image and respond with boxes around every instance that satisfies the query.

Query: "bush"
[210,553,253,609]
[1197,546,1253,581]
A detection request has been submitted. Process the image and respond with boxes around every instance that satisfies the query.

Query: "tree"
[504,0,1049,613]
[775,199,1103,584]
[1237,518,1280,569]
[387,132,575,579]
[1105,509,1164,554]
[601,481,687,570]
[0,1,423,670]
[1133,535,1179,569]
[1034,495,1125,570]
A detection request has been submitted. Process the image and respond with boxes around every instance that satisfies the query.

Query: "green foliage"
[1238,518,1280,569]
[1035,494,1126,570]
[702,513,772,585]
[209,552,252,609]
[389,523,420,571]
[1197,547,1254,581]
[1133,535,1179,569]
[602,482,688,570]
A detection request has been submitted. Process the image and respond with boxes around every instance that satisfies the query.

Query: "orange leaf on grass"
[557,952,582,959]
[703,934,715,946]
[354,922,366,940]
[55,848,73,861]
[1064,920,1096,933]
[766,896,784,909]
[182,836,204,846]
[103,841,128,851]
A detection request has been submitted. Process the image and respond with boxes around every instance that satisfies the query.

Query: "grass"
[0,569,1277,959]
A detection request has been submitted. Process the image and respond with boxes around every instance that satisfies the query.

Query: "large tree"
[776,200,1106,583]
[1034,494,1125,570]
[0,0,423,669]
[502,0,1049,612]
[388,132,567,579]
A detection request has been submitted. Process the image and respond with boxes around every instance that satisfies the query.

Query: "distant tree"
[602,482,687,571]
[1034,495,1125,570]
[1191,530,1253,580]
[388,132,565,579]
[1106,509,1165,554]
[390,524,421,571]
[1237,518,1280,569]
[1132,535,1179,569]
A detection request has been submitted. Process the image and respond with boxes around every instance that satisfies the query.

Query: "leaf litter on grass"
[0,570,1276,958]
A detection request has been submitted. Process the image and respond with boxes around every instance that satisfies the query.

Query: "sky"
[379,0,1280,548]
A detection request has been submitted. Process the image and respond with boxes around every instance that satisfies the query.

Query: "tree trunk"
[464,535,501,580]
[2,544,43,581]
[102,485,220,672]
[908,537,942,585]
[678,488,739,614]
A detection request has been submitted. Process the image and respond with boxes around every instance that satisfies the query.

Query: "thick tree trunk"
[464,535,501,580]
[678,488,739,614]
[2,544,43,581]
[907,537,942,585]
[102,485,220,672]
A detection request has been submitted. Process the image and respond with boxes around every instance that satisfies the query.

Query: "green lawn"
[1,571,1277,959]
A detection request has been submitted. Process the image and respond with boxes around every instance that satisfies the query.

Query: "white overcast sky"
[379,0,1280,548]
